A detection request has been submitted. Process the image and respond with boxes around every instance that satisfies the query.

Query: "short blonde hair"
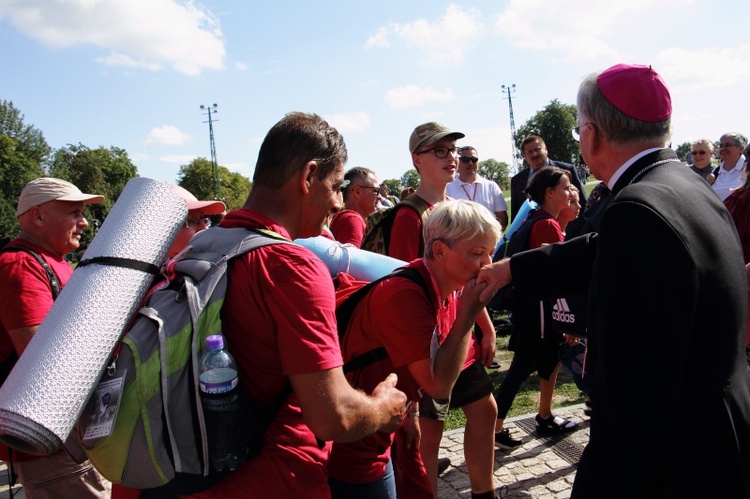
[423,200,502,259]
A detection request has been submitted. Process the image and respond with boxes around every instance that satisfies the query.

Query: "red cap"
[596,64,671,122]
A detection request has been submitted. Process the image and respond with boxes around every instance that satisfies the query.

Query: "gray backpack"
[78,227,292,494]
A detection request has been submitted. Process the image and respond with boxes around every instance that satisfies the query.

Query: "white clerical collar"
[607,148,663,189]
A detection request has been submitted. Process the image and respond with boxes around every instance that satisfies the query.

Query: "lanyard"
[460,183,478,201]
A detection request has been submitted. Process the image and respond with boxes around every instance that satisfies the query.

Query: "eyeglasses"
[414,146,459,158]
[691,150,708,155]
[356,185,380,194]
[459,157,479,164]
[571,122,592,141]
[719,142,739,149]
[185,217,211,228]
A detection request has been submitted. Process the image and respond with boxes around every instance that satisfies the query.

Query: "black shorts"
[419,361,494,420]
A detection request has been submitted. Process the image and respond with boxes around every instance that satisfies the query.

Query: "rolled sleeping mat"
[0,177,187,455]
[295,236,408,281]
[494,199,537,256]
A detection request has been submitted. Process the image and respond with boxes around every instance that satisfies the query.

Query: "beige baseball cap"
[409,122,465,154]
[16,177,104,217]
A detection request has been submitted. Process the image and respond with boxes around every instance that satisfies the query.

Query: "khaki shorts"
[419,361,494,420]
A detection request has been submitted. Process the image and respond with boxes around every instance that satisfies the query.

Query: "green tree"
[177,157,251,211]
[675,141,692,163]
[48,143,139,244]
[516,99,579,168]
[478,158,511,190]
[382,179,402,198]
[0,100,50,238]
[399,169,420,190]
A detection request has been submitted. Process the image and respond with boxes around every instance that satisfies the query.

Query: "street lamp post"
[199,103,222,201]
[501,84,519,174]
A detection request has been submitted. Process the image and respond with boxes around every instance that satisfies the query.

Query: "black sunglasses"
[459,157,479,164]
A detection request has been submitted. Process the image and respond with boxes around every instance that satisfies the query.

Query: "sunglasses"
[185,217,211,228]
[691,150,707,155]
[459,157,479,164]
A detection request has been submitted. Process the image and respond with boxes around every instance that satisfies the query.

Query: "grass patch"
[444,331,587,431]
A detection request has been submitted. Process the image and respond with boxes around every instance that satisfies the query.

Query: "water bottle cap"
[205,334,224,351]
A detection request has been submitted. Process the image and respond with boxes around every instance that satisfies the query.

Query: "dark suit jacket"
[509,160,587,223]
[509,149,750,498]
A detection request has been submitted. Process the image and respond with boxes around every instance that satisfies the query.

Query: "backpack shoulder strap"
[713,165,721,178]
[0,245,61,299]
[386,195,432,255]
[338,267,430,374]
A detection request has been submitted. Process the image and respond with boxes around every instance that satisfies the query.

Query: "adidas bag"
[361,195,431,255]
[78,227,291,493]
[549,296,588,338]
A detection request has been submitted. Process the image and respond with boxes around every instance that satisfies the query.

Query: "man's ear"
[31,206,44,225]
[299,160,319,194]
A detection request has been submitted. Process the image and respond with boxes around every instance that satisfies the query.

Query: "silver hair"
[720,132,748,150]
[423,200,502,259]
[577,72,672,151]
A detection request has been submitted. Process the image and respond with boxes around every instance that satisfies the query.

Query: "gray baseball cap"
[409,122,465,154]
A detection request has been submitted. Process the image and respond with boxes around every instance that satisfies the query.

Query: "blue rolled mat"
[295,236,408,280]
[494,199,537,257]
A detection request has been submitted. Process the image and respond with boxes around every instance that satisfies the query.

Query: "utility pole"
[199,103,222,201]
[501,84,519,174]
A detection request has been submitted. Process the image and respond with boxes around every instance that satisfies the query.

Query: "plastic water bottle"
[199,334,246,472]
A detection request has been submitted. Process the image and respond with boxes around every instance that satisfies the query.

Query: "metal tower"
[501,84,519,174]
[199,103,222,200]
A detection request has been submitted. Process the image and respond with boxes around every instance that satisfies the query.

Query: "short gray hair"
[423,200,502,259]
[720,132,748,150]
[577,72,671,151]
[691,138,715,152]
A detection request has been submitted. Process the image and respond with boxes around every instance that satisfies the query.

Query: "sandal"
[535,414,577,435]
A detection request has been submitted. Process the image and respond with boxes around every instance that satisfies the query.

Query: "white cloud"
[495,0,691,62]
[0,0,225,75]
[235,61,248,70]
[146,126,192,146]
[159,154,196,164]
[384,85,455,109]
[327,112,371,133]
[367,4,483,66]
[96,52,162,71]
[656,44,750,91]
[365,27,390,49]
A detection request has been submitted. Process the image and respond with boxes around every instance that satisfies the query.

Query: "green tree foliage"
[177,157,251,211]
[399,169,420,190]
[675,141,692,163]
[48,143,139,244]
[0,100,50,238]
[381,179,402,198]
[478,158,511,190]
[516,99,579,168]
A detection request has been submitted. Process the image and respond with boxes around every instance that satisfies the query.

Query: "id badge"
[83,371,126,441]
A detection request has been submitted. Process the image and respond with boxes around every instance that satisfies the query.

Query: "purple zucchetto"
[596,64,672,123]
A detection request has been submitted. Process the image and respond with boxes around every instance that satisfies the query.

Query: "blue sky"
[1,0,748,185]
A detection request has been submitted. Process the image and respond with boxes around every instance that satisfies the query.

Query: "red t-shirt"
[386,201,479,369]
[527,209,564,249]
[190,209,343,499]
[0,239,73,461]
[330,209,366,247]
[387,207,425,263]
[328,260,461,483]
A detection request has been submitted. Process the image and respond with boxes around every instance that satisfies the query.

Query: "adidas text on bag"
[360,195,431,255]
[77,227,292,493]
